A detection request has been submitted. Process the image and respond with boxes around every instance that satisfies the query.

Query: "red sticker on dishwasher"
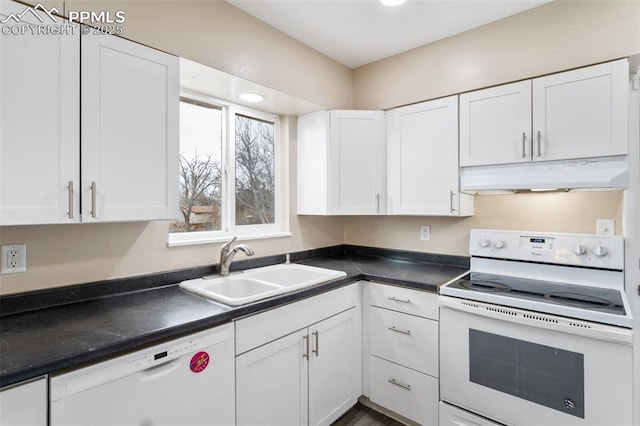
[190,351,209,373]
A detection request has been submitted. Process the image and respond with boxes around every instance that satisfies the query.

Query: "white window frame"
[168,91,290,247]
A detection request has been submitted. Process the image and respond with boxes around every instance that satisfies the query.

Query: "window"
[169,94,288,246]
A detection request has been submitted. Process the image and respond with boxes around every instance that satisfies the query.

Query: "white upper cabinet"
[0,2,80,225]
[0,12,179,226]
[460,59,629,167]
[297,110,385,215]
[459,81,531,167]
[387,96,473,216]
[81,33,179,222]
[532,59,628,162]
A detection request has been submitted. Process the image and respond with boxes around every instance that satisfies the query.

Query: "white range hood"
[460,155,629,192]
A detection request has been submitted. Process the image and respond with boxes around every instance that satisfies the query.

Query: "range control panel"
[470,229,624,270]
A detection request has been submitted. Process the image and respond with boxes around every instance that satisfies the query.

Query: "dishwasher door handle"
[138,357,183,381]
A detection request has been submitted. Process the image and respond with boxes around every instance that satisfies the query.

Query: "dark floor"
[332,403,405,426]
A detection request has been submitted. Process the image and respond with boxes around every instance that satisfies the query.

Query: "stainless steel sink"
[179,263,346,306]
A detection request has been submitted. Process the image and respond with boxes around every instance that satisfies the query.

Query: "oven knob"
[592,245,608,257]
[479,239,491,248]
[493,240,506,249]
[572,244,587,255]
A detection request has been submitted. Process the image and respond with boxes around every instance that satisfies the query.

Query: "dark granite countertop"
[0,246,468,388]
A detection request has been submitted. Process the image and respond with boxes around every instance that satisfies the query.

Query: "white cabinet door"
[236,329,309,426]
[0,2,79,225]
[309,308,361,426]
[81,33,179,222]
[0,376,47,426]
[460,59,628,168]
[297,110,385,215]
[459,81,532,167]
[387,96,473,216]
[329,110,385,215]
[532,59,628,162]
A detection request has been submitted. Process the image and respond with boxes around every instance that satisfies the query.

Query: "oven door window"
[469,329,585,418]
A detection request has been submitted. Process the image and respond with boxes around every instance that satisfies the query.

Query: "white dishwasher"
[50,323,235,426]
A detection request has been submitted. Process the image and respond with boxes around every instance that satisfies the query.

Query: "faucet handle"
[221,236,237,252]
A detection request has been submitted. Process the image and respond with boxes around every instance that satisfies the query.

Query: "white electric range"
[439,229,634,426]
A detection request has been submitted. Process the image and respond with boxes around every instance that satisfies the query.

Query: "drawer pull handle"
[388,296,411,304]
[388,378,411,391]
[388,326,411,336]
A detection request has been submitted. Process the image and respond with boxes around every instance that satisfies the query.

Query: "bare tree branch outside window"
[235,115,275,225]
[171,102,277,235]
[170,101,223,233]
[171,152,222,232]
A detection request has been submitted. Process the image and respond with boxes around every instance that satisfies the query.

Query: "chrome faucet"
[219,236,255,276]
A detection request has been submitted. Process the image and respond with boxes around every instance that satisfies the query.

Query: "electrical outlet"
[420,225,431,241]
[1,244,26,274]
[596,219,615,236]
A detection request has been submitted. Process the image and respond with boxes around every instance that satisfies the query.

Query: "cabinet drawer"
[369,356,438,426]
[369,282,438,319]
[369,306,438,377]
[235,283,360,354]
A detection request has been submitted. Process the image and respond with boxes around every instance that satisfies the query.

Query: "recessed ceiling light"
[238,93,264,103]
[380,0,406,6]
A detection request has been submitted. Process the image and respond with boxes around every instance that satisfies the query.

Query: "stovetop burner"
[544,292,614,309]
[443,272,627,319]
[459,279,511,293]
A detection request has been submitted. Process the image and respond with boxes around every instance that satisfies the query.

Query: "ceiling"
[226,0,552,68]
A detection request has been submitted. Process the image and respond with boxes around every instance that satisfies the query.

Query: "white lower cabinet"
[0,376,47,426]
[235,284,362,426]
[370,356,439,425]
[368,282,439,425]
[236,329,309,425]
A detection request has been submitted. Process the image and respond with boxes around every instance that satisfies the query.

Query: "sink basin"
[179,263,346,306]
[248,263,344,287]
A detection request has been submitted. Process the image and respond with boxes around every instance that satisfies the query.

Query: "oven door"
[439,296,633,426]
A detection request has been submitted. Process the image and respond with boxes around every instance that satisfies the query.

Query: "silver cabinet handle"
[90,181,97,218]
[388,378,411,391]
[67,181,74,219]
[387,296,411,304]
[302,334,309,359]
[521,132,527,159]
[388,326,411,336]
[376,193,380,213]
[312,330,319,356]
[449,190,456,213]
[536,130,542,158]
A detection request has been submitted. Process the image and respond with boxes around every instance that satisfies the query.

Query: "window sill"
[167,231,292,247]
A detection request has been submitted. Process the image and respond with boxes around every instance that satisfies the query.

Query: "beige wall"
[354,0,640,109]
[346,0,639,254]
[345,191,624,256]
[36,0,354,109]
